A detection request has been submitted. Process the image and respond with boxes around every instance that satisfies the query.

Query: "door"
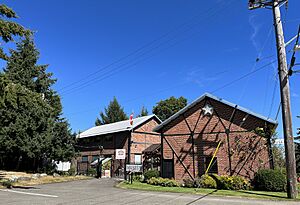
[162,159,174,178]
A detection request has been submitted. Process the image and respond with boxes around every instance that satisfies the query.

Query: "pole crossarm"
[248,0,287,10]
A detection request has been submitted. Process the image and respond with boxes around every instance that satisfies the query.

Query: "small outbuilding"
[76,115,161,178]
[153,93,277,181]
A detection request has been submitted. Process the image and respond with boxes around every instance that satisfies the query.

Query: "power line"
[65,61,275,117]
[211,60,276,94]
[275,103,281,121]
[268,75,278,118]
[58,0,236,95]
[238,25,274,102]
[61,3,233,96]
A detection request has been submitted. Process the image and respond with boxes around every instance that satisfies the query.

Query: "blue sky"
[1,0,300,137]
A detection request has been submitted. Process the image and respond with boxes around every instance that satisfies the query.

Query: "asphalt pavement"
[0,178,298,205]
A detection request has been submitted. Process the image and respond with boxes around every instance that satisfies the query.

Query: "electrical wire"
[61,3,232,96]
[275,103,281,121]
[211,60,276,94]
[58,0,236,95]
[238,25,274,102]
[268,75,279,118]
[64,61,277,121]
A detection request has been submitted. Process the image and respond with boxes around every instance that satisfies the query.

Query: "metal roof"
[153,93,277,132]
[77,114,161,139]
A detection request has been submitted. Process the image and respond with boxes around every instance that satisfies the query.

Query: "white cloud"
[248,14,261,52]
[292,93,299,98]
[184,68,227,87]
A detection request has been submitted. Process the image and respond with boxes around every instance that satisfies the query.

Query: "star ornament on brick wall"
[202,104,213,116]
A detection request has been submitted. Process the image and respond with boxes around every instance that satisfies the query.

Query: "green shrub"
[68,167,76,176]
[198,174,217,189]
[212,175,250,190]
[87,168,97,176]
[147,177,160,185]
[147,177,179,187]
[162,178,179,187]
[102,161,111,170]
[57,171,69,176]
[144,169,159,181]
[253,169,286,192]
[133,174,143,182]
[1,180,13,188]
[183,178,194,188]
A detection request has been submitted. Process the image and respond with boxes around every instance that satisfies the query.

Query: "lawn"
[118,181,300,201]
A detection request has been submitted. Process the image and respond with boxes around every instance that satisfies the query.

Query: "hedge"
[144,169,159,181]
[253,169,286,192]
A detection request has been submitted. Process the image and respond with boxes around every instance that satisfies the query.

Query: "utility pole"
[249,0,298,199]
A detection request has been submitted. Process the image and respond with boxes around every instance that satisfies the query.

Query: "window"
[82,156,88,162]
[134,154,142,164]
[92,155,98,162]
[204,156,218,174]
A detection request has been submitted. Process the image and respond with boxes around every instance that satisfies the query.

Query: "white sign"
[116,149,126,159]
[55,161,71,172]
[274,139,284,145]
[126,164,143,173]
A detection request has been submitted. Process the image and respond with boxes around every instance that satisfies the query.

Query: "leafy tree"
[153,96,187,121]
[0,4,30,60]
[270,133,285,169]
[137,106,149,117]
[95,97,128,126]
[0,36,75,171]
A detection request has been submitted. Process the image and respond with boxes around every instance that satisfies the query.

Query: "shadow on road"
[185,189,218,205]
[12,186,39,190]
[237,190,288,199]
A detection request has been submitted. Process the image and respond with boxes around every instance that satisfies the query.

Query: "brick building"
[76,115,161,177]
[153,93,277,181]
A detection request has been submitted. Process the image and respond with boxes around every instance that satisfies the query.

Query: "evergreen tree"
[137,106,149,117]
[0,4,30,60]
[0,36,75,171]
[95,97,128,125]
[153,96,187,121]
[0,76,53,170]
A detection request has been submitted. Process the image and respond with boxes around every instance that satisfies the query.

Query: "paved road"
[0,178,298,205]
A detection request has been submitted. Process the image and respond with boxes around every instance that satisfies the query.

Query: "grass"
[12,175,91,187]
[117,181,300,201]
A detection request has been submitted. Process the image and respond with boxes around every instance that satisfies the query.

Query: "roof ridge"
[154,93,277,132]
[78,114,159,139]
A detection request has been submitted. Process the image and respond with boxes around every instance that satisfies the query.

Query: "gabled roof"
[154,93,277,132]
[77,114,161,139]
[143,144,160,153]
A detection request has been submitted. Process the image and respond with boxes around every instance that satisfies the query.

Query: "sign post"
[126,164,143,184]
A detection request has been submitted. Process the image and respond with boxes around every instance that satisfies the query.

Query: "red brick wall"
[161,98,273,181]
[131,118,161,163]
[76,117,161,175]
